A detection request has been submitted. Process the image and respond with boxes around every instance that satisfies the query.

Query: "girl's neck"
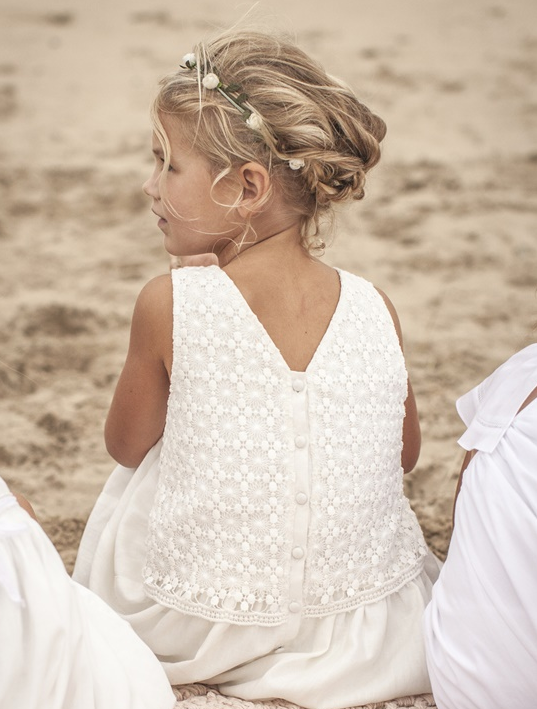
[217,221,305,268]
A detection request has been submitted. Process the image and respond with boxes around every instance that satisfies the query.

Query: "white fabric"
[74,266,440,709]
[0,477,176,709]
[423,344,537,709]
[457,343,537,453]
[144,266,429,623]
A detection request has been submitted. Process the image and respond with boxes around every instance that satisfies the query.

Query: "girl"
[424,344,537,708]
[74,29,440,708]
[0,477,175,709]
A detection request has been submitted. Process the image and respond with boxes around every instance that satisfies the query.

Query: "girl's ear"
[236,162,271,217]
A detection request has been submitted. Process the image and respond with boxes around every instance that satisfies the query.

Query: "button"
[292,546,304,559]
[292,378,305,393]
[289,601,301,613]
[295,492,308,505]
[295,435,307,448]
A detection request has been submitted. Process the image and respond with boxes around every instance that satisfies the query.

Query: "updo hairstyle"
[152,29,386,250]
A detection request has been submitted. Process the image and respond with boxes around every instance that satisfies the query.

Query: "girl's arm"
[105,275,173,468]
[452,449,475,527]
[13,492,38,521]
[376,288,421,474]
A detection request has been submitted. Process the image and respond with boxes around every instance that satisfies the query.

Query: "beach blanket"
[173,685,436,708]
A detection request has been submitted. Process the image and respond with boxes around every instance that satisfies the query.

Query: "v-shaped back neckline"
[215,266,344,375]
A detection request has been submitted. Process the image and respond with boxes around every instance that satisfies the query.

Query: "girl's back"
[223,238,341,373]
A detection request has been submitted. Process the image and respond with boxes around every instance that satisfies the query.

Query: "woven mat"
[173,684,437,709]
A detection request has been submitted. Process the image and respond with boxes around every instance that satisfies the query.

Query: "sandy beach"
[1,0,536,627]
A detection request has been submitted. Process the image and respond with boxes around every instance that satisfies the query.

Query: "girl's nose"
[143,170,160,199]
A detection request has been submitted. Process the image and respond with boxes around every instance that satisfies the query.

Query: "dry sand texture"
[1,0,536,571]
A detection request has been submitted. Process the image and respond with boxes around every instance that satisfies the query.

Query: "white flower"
[182,53,196,69]
[288,158,305,170]
[246,112,263,131]
[202,73,220,90]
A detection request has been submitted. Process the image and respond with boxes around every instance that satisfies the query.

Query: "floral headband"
[181,53,305,171]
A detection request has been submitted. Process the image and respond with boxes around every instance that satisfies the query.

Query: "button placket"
[287,371,310,633]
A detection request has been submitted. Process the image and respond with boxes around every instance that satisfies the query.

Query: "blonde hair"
[152,29,386,251]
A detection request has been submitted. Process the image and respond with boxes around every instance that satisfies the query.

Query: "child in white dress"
[424,344,537,709]
[74,28,440,708]
[0,477,176,709]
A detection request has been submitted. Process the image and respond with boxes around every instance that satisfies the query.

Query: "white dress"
[0,478,176,709]
[423,344,537,709]
[74,266,440,709]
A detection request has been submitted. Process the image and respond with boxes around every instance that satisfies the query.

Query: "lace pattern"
[143,267,428,625]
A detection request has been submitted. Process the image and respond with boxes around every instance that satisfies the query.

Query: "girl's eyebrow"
[152,146,165,157]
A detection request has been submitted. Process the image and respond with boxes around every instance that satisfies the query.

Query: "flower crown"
[181,53,305,171]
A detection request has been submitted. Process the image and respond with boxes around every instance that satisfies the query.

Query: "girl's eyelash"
[156,155,174,171]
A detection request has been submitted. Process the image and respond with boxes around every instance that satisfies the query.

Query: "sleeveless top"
[143,266,428,626]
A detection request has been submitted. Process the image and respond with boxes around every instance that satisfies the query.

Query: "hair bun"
[154,29,386,249]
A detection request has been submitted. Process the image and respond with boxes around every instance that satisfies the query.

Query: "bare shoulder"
[133,274,173,328]
[129,274,173,367]
[374,286,403,347]
[136,273,173,309]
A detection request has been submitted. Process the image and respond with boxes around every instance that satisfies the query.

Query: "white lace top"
[143,266,428,626]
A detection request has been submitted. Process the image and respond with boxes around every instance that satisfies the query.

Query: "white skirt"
[0,478,175,709]
[75,440,441,709]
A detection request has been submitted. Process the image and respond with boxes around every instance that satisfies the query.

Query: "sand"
[1,0,536,611]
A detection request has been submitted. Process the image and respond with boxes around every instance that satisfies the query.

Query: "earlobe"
[237,162,271,216]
